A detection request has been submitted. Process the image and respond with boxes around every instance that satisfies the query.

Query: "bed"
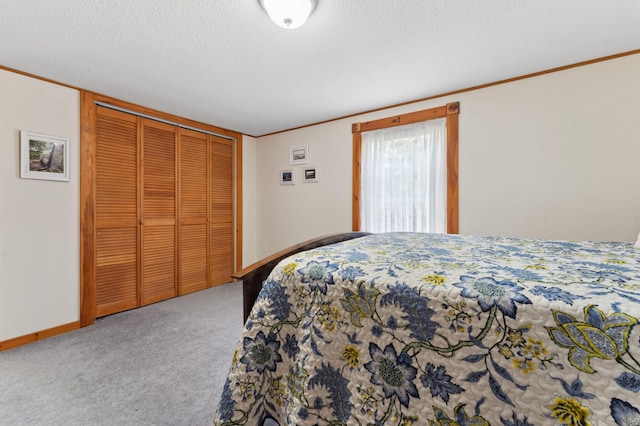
[213,232,640,425]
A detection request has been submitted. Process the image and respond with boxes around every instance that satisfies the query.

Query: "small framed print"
[280,169,294,185]
[20,131,70,181]
[303,166,318,183]
[289,144,309,165]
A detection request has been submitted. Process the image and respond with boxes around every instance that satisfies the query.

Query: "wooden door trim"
[79,91,97,327]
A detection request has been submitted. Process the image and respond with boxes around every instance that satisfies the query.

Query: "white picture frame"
[303,166,318,183]
[280,169,294,185]
[20,131,70,182]
[289,144,309,165]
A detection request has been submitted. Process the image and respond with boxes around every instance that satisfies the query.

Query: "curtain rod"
[94,101,235,141]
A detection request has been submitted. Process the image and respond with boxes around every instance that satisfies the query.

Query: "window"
[352,102,459,233]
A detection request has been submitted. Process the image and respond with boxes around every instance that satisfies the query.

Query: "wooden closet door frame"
[80,91,243,327]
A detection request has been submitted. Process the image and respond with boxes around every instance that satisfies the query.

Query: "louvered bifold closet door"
[95,107,139,317]
[141,119,177,305]
[210,136,234,286]
[178,129,209,295]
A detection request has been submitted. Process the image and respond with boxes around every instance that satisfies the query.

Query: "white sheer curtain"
[360,118,447,233]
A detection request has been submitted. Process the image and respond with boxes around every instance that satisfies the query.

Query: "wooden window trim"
[352,102,459,234]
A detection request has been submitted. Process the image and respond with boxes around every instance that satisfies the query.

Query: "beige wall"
[0,69,80,341]
[242,135,258,267]
[256,54,640,256]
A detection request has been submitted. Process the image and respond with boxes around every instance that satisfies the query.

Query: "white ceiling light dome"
[258,0,318,29]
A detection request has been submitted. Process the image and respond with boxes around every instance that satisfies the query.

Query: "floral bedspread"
[213,233,640,425]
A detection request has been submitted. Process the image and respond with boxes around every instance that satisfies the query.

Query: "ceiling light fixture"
[258,0,318,29]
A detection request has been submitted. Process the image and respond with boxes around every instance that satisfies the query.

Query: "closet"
[91,103,236,318]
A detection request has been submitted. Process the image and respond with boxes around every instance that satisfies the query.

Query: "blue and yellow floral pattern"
[214,233,640,425]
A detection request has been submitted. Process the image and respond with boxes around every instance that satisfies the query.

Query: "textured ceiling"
[1,1,639,136]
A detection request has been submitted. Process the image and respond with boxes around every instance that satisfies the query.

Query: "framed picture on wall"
[280,169,294,185]
[20,131,70,182]
[303,166,318,183]
[289,144,309,165]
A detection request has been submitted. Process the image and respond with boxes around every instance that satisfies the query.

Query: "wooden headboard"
[232,232,371,321]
